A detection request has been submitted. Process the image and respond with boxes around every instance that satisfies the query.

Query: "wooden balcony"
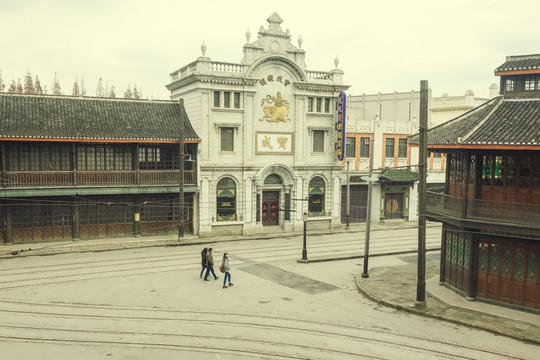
[426,191,540,230]
[1,170,196,188]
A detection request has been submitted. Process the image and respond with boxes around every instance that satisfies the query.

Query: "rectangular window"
[525,77,535,91]
[360,138,370,158]
[213,91,220,107]
[398,139,407,158]
[307,97,313,112]
[385,138,395,158]
[220,127,234,151]
[224,92,231,108]
[505,79,514,92]
[316,98,322,112]
[345,137,355,158]
[324,98,330,113]
[234,92,241,109]
[313,130,324,152]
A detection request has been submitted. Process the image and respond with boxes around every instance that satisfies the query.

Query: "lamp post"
[302,212,308,260]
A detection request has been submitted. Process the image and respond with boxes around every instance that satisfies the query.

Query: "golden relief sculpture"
[260,92,291,122]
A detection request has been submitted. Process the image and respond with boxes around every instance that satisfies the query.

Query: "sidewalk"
[355,262,540,345]
[0,219,433,259]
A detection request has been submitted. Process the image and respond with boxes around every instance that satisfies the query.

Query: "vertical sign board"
[336,91,347,160]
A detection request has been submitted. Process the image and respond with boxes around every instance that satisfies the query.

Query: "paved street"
[1,226,538,359]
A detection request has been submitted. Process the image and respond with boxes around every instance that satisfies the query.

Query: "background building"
[167,13,349,237]
[342,87,496,224]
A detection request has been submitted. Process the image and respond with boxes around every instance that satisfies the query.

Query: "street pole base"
[413,301,426,310]
[361,273,369,278]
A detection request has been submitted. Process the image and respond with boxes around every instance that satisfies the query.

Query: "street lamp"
[302,212,308,260]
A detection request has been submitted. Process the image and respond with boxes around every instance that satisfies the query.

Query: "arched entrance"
[255,164,297,227]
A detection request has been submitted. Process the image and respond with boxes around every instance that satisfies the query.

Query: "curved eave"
[0,137,201,144]
[409,143,539,150]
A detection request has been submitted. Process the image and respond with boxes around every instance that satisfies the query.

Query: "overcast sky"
[1,0,539,100]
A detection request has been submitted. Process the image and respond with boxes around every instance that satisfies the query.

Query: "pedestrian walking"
[204,248,219,281]
[221,252,233,289]
[200,248,208,279]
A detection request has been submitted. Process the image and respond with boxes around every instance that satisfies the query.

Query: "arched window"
[264,174,283,184]
[217,177,236,221]
[308,176,325,217]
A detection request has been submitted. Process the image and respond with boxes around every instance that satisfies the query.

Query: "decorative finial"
[334,55,339,69]
[245,28,251,42]
[259,25,265,33]
[298,35,303,48]
[201,41,207,56]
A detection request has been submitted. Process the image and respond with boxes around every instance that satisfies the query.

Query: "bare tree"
[133,84,140,99]
[96,78,104,97]
[24,71,35,94]
[34,75,43,94]
[72,77,80,96]
[109,85,116,98]
[8,80,16,93]
[123,83,133,99]
[52,72,62,95]
[0,70,5,92]
[16,78,23,93]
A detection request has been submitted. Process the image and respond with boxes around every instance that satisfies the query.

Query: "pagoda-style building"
[410,54,540,310]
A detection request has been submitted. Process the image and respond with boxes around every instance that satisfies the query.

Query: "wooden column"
[72,203,80,240]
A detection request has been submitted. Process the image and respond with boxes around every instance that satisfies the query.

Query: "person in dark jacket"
[222,252,233,289]
[200,248,208,279]
[204,248,219,281]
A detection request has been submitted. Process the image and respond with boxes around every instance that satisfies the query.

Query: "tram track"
[0,299,527,360]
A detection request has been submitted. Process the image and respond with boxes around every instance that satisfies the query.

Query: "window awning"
[217,189,235,197]
[379,169,419,183]
[309,186,325,195]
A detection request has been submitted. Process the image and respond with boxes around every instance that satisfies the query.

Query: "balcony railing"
[1,170,196,188]
[426,191,540,227]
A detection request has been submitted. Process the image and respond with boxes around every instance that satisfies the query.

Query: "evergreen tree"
[109,86,116,98]
[96,78,104,97]
[52,72,62,95]
[34,75,43,94]
[24,71,35,94]
[123,83,133,99]
[72,78,80,96]
[43,85,48,94]
[8,80,16,93]
[16,78,23,93]
[0,70,5,92]
[133,84,139,99]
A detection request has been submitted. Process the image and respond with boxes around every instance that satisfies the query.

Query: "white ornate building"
[167,13,349,237]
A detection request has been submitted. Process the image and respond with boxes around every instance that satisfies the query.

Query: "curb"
[354,277,540,345]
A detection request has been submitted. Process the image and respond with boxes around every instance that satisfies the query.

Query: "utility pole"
[416,80,428,307]
[346,160,350,228]
[361,139,374,278]
[178,98,185,240]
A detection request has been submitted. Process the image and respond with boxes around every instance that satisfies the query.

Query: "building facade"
[167,13,349,237]
[410,54,540,310]
[342,88,494,224]
[0,94,199,244]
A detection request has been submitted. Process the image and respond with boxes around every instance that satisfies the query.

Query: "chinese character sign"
[336,91,347,160]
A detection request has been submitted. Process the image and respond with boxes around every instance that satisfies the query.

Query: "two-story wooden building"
[0,93,199,244]
[410,54,540,310]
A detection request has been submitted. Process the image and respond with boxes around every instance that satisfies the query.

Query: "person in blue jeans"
[221,252,233,289]
[204,248,219,281]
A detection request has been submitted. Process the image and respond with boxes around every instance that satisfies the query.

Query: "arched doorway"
[262,174,282,226]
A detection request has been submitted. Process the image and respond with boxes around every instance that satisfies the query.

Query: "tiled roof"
[0,93,199,142]
[379,169,419,182]
[494,54,540,73]
[409,96,540,147]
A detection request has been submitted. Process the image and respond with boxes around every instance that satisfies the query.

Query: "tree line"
[0,70,143,99]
